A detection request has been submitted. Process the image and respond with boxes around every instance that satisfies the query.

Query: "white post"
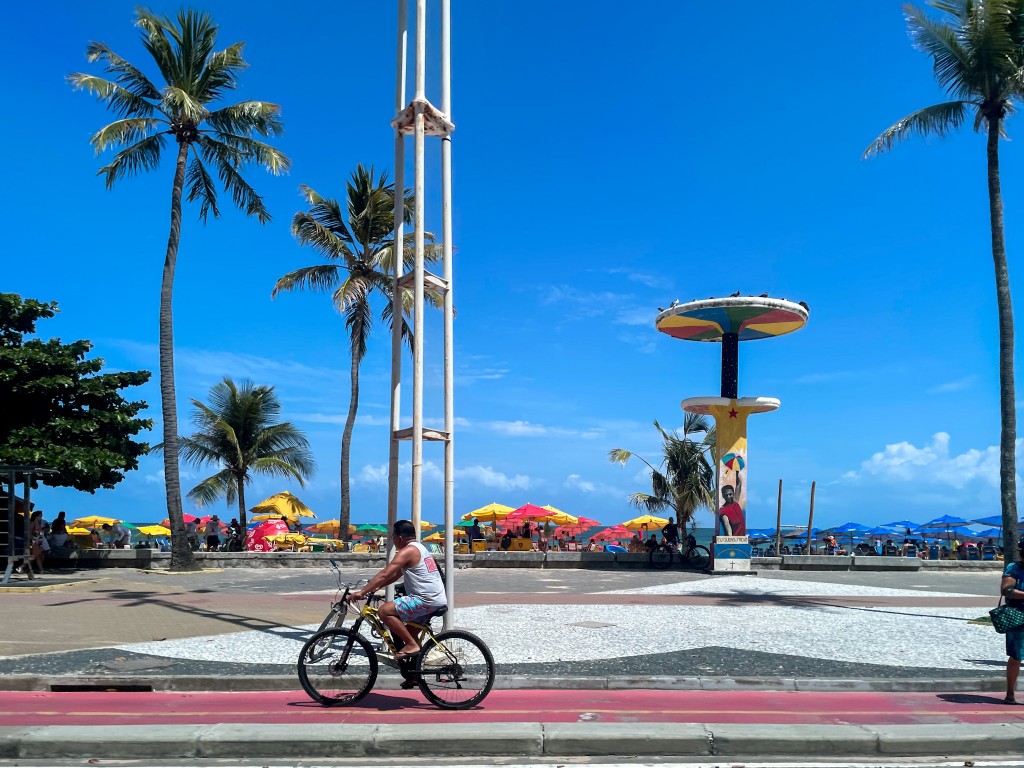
[440,0,454,625]
[386,0,408,597]
[410,0,426,533]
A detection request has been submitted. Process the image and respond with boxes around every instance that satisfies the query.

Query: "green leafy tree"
[865,0,1023,561]
[177,377,314,530]
[272,165,442,539]
[608,413,716,530]
[68,8,290,570]
[0,294,152,490]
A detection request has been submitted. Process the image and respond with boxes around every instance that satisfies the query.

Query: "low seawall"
[47,550,1004,572]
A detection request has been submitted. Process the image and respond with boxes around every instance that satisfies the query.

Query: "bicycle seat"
[424,606,448,621]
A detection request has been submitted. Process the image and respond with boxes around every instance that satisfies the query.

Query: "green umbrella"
[356,523,387,533]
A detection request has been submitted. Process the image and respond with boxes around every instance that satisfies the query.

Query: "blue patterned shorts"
[395,595,437,623]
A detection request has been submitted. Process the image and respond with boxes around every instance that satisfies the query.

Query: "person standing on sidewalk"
[1000,541,1024,704]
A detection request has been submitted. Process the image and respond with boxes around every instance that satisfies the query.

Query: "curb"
[0,673,1006,693]
[2,722,1024,759]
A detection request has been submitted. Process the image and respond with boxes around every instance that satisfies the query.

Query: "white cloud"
[488,420,603,439]
[926,376,977,394]
[843,432,1021,490]
[565,473,623,498]
[357,461,530,491]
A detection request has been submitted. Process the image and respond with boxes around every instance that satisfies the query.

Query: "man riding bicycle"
[661,516,680,547]
[351,519,447,661]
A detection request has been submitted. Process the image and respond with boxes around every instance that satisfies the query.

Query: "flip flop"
[395,649,421,662]
[1002,696,1018,705]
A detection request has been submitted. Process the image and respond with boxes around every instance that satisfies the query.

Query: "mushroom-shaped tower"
[656,297,808,570]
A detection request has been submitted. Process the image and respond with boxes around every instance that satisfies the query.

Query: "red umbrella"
[246,519,290,552]
[554,516,601,537]
[593,525,633,541]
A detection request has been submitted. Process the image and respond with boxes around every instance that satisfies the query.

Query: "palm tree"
[608,413,717,530]
[68,8,290,570]
[865,0,1022,561]
[179,377,314,531]
[272,165,442,539]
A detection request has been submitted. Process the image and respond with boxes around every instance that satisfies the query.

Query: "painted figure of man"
[718,477,746,536]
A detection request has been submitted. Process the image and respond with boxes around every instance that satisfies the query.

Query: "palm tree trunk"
[340,343,359,540]
[987,118,1019,562]
[163,141,197,571]
[237,475,247,533]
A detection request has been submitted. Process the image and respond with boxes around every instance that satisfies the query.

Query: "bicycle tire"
[297,628,378,706]
[416,629,495,710]
[685,545,711,570]
[648,544,673,570]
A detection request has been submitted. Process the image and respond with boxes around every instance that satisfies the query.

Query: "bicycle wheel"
[297,628,378,706]
[416,629,495,710]
[685,545,711,570]
[649,544,673,570]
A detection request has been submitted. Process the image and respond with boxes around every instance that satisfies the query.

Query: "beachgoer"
[500,529,512,550]
[999,541,1024,704]
[352,519,447,662]
[662,517,680,547]
[186,519,199,550]
[226,518,242,551]
[102,522,131,549]
[204,515,221,551]
[29,511,48,573]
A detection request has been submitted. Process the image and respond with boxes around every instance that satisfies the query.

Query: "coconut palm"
[68,8,290,570]
[608,413,716,530]
[179,377,314,531]
[272,165,442,539]
[865,0,1023,561]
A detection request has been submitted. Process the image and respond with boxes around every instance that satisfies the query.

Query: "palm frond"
[272,264,343,297]
[82,41,162,100]
[343,293,373,361]
[906,5,974,95]
[88,117,165,153]
[206,132,290,174]
[863,101,970,156]
[135,8,181,90]
[186,469,236,507]
[205,100,284,138]
[66,74,157,118]
[163,85,208,123]
[199,138,271,222]
[185,153,220,221]
[97,133,167,188]
[197,41,247,100]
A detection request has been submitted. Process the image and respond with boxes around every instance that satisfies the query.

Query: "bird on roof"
[670,298,680,307]
[657,306,665,312]
[759,292,769,298]
[729,290,741,297]
[799,300,810,311]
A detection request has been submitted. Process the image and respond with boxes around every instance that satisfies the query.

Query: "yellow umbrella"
[71,515,119,528]
[249,491,316,520]
[264,532,307,544]
[66,526,92,535]
[622,514,669,530]
[420,521,435,530]
[461,502,515,523]
[423,532,445,543]
[138,524,171,537]
[306,520,355,535]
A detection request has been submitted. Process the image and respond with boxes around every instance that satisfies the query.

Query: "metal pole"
[775,479,782,556]
[385,0,408,597]
[410,0,426,532]
[721,332,739,399]
[440,0,455,626]
[806,480,816,555]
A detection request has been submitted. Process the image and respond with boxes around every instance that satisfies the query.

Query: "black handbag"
[990,597,1024,634]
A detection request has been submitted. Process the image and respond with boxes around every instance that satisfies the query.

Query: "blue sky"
[5,1,1021,530]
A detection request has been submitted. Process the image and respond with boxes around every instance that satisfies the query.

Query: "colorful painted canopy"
[656,297,808,342]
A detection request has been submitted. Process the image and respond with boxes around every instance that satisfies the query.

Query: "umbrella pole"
[805,481,816,555]
[775,479,782,556]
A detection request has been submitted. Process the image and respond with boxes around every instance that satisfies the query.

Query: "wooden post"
[775,479,783,556]
[806,480,816,554]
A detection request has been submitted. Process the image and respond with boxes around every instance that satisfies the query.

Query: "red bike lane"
[2,689,1022,727]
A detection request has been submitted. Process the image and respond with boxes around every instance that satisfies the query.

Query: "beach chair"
[352,543,370,553]
[904,543,917,558]
[566,541,579,551]
[982,545,997,561]
[966,545,980,561]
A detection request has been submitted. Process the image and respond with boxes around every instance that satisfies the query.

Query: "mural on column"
[708,401,748,537]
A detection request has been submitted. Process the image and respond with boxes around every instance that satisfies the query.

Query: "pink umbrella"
[246,519,290,552]
[593,525,633,541]
[506,503,555,523]
[554,516,601,537]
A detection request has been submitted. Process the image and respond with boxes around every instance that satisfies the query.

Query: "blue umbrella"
[825,522,872,534]
[973,527,1003,538]
[920,514,974,528]
[973,514,1004,527]
[864,526,899,536]
[881,520,920,532]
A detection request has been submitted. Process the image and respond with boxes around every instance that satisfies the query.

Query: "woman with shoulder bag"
[1000,540,1024,704]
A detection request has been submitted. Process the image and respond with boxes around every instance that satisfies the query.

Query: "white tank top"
[401,541,447,608]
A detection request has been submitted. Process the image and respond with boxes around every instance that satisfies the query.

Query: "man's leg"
[379,601,420,656]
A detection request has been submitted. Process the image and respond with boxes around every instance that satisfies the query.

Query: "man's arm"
[1002,574,1023,600]
[720,513,733,536]
[352,547,417,600]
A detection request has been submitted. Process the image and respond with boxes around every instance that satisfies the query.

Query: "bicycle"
[649,534,710,570]
[297,582,495,710]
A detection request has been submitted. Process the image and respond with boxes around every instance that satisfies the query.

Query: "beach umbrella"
[973,514,1004,527]
[507,503,577,524]
[307,520,356,535]
[71,515,118,528]
[249,491,316,520]
[356,523,387,534]
[423,532,445,543]
[881,520,920,531]
[973,527,1003,539]
[621,514,669,531]
[138,524,171,537]
[593,525,633,541]
[66,526,91,535]
[461,502,515,523]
